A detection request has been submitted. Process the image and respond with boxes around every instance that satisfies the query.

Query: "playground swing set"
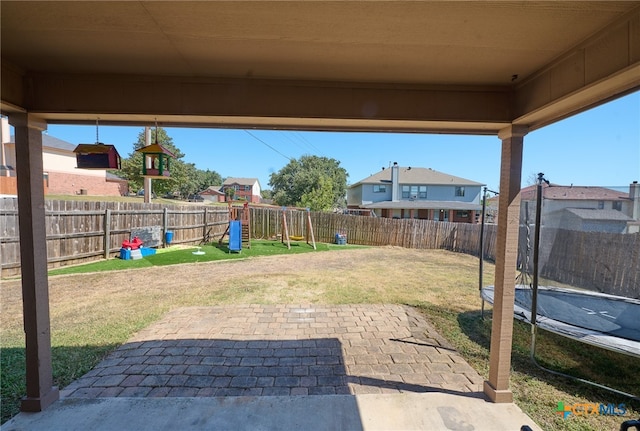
[281,207,316,250]
[217,204,316,251]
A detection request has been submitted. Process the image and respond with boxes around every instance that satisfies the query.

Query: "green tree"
[300,175,334,211]
[269,155,348,211]
[119,128,222,198]
[225,187,236,201]
[196,169,223,192]
[260,189,273,200]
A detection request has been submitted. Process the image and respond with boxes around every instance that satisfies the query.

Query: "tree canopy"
[269,155,347,211]
[118,128,222,198]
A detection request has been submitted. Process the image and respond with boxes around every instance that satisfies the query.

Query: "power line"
[293,132,326,156]
[243,130,292,161]
[280,131,309,154]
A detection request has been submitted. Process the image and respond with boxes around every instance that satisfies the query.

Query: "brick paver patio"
[61,305,485,398]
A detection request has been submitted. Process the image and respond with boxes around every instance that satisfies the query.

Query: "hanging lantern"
[136,123,175,179]
[74,119,121,170]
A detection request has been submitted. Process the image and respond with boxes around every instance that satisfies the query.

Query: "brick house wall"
[232,188,261,203]
[46,171,126,196]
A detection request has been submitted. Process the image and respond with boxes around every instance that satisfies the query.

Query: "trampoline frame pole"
[531,173,545,328]
[479,187,487,318]
[479,187,498,319]
[530,173,545,362]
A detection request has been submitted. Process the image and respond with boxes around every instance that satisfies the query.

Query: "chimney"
[630,181,640,220]
[391,162,399,202]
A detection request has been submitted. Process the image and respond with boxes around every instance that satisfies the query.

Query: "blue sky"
[47,91,639,192]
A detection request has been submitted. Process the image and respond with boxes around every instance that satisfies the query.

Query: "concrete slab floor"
[3,393,542,431]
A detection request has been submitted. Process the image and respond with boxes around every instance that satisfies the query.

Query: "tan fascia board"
[512,5,640,130]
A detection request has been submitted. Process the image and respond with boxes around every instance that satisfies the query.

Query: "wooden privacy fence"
[1,201,496,277]
[249,207,638,296]
[249,207,497,257]
[3,201,635,297]
[0,198,228,277]
[539,228,640,298]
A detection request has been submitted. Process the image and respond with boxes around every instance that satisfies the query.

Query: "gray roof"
[222,177,260,187]
[521,184,630,201]
[201,186,225,195]
[350,166,484,188]
[363,200,482,211]
[565,208,632,221]
[105,172,126,181]
[10,134,77,151]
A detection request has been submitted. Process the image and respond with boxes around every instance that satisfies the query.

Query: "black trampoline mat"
[514,287,640,342]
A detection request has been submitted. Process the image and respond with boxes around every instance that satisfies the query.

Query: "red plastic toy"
[121,236,143,250]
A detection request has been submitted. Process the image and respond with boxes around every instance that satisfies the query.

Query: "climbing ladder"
[240,202,251,249]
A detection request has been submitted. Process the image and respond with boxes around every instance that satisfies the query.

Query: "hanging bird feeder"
[136,123,176,179]
[74,119,121,170]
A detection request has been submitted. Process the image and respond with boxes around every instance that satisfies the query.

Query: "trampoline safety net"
[515,182,640,347]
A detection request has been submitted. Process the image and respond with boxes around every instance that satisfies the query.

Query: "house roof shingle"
[222,177,260,187]
[10,134,76,152]
[564,208,632,221]
[105,172,126,182]
[350,166,483,188]
[200,186,224,195]
[520,184,629,201]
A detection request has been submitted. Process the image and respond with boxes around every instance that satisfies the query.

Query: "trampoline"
[478,174,640,401]
[480,285,640,357]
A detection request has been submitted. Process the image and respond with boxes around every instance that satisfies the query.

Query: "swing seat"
[290,235,304,241]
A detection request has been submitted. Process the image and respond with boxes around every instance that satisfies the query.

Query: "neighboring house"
[199,185,226,203]
[520,182,640,233]
[221,177,262,203]
[1,118,127,196]
[105,172,129,196]
[347,162,484,223]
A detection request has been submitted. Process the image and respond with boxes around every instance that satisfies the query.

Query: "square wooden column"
[483,125,527,403]
[11,113,60,411]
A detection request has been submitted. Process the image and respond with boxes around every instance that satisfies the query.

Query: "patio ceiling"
[2,1,639,133]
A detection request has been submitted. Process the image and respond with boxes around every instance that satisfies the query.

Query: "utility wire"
[293,131,325,156]
[280,131,309,154]
[243,130,292,161]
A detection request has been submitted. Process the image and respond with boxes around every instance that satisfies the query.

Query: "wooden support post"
[163,207,169,247]
[104,208,111,259]
[282,208,291,249]
[143,127,152,204]
[306,209,316,250]
[203,207,208,243]
[11,113,60,412]
[484,125,527,403]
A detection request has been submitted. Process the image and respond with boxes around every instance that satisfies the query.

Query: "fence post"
[103,208,111,259]
[203,207,208,243]
[163,207,169,247]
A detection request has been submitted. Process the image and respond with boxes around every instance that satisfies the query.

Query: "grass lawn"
[1,246,638,429]
[46,240,364,276]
